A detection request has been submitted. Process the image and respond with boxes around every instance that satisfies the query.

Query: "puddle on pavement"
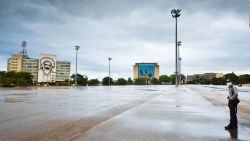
[5,98,24,103]
[0,97,4,104]
[137,89,162,92]
[11,93,30,95]
[238,90,250,92]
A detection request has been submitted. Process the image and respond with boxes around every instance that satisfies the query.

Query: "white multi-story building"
[56,61,71,81]
[203,73,224,80]
[7,42,71,83]
[187,73,224,82]
[22,58,39,82]
[187,74,203,81]
[7,54,28,72]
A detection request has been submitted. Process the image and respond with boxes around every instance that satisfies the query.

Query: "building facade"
[56,61,71,81]
[22,58,39,82]
[7,54,28,72]
[187,73,224,82]
[7,43,71,83]
[187,74,203,82]
[133,63,159,79]
[203,73,224,80]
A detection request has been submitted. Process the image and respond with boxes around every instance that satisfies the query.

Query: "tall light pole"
[171,9,181,88]
[177,41,181,85]
[75,45,80,86]
[108,57,112,86]
[179,57,182,85]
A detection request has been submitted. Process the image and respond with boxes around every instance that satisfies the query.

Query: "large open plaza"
[1,0,250,141]
[0,85,250,141]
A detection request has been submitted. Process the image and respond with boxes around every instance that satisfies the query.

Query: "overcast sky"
[0,0,249,80]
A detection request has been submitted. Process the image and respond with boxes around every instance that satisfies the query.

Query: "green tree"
[0,71,6,77]
[0,71,33,87]
[134,78,147,85]
[4,71,17,78]
[88,79,99,86]
[211,77,226,85]
[128,77,133,85]
[224,72,238,84]
[0,71,7,86]
[238,74,250,84]
[159,75,170,84]
[117,78,128,85]
[17,78,28,86]
[71,73,88,86]
[180,74,186,81]
[64,79,71,86]
[0,77,14,87]
[16,72,33,86]
[1,71,17,86]
[102,77,113,85]
[150,78,159,85]
[78,75,88,86]
[55,79,71,86]
[169,74,186,85]
[170,74,176,85]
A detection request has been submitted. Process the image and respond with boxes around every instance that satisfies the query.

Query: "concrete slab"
[71,86,250,141]
[0,86,250,141]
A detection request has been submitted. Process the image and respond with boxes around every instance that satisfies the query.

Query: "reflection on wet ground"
[227,129,238,139]
[4,98,24,102]
[204,85,250,93]
[0,96,4,103]
[0,85,250,141]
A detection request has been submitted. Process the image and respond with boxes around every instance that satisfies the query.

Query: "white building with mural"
[7,41,71,83]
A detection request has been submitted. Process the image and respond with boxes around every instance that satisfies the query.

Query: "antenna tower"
[20,41,28,56]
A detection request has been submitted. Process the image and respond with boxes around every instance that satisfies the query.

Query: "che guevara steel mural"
[38,54,56,82]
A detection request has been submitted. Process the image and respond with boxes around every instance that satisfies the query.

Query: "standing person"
[225,83,239,130]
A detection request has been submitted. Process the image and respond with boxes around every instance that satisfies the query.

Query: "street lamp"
[75,45,80,86]
[177,41,181,58]
[108,57,112,86]
[179,57,182,85]
[171,9,181,88]
[177,41,181,85]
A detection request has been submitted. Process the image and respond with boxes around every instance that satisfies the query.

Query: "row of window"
[57,73,70,75]
[23,64,38,66]
[56,71,70,73]
[57,62,70,64]
[56,66,70,68]
[23,66,38,69]
[57,68,70,70]
[23,60,39,62]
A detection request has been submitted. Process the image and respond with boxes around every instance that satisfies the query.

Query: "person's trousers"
[228,101,238,128]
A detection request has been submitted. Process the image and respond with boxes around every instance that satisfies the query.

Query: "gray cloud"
[0,0,249,79]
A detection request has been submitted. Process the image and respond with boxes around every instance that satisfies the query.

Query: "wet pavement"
[0,85,250,141]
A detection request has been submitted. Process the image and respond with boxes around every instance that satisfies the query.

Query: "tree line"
[187,72,250,85]
[0,71,185,87]
[1,71,250,87]
[0,71,33,87]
